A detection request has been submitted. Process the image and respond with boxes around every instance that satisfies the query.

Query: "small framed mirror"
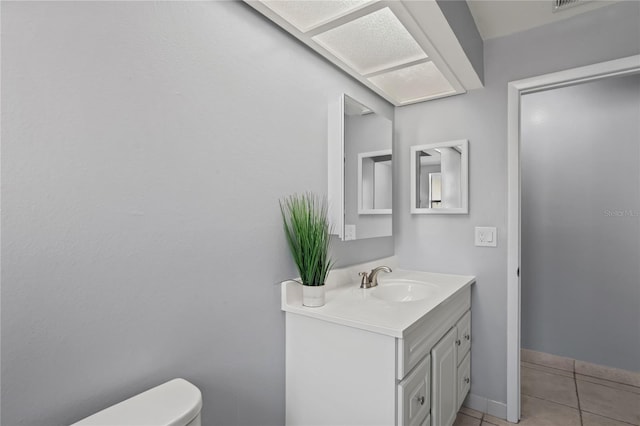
[410,140,468,214]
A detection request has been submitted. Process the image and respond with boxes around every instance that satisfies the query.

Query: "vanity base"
[285,286,472,426]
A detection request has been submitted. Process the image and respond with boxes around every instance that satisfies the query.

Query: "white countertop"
[281,258,475,338]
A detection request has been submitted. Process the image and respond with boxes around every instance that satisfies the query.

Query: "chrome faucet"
[359,266,392,289]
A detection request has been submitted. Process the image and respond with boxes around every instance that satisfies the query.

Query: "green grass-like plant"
[280,192,334,286]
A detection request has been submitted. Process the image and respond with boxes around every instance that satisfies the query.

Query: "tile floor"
[454,354,640,426]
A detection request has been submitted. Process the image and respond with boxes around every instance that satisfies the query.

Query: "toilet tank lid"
[71,378,202,426]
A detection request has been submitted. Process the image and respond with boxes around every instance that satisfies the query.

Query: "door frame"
[506,54,640,423]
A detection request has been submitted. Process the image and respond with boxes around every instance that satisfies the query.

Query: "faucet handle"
[359,272,370,289]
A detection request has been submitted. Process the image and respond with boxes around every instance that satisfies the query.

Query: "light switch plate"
[475,227,497,247]
[344,224,356,241]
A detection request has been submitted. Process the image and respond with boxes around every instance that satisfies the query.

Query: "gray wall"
[0,2,393,425]
[394,1,640,410]
[521,74,640,372]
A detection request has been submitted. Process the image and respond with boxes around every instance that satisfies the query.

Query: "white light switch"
[344,224,356,241]
[475,227,497,247]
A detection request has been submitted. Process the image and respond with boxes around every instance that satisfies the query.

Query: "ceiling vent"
[553,0,589,12]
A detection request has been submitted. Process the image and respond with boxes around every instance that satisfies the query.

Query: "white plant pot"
[302,285,325,307]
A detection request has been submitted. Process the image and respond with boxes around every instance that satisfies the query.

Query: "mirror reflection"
[411,140,468,214]
[329,94,393,240]
[358,149,392,214]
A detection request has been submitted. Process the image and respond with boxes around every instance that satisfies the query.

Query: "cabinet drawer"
[456,311,471,362]
[457,352,471,410]
[398,355,430,426]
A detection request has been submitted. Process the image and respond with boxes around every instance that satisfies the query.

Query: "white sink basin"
[371,280,437,303]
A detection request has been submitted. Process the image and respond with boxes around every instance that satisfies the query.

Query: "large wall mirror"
[410,139,468,214]
[329,94,393,240]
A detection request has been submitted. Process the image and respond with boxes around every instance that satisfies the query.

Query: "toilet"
[71,378,202,426]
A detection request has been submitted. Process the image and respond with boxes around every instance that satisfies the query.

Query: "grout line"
[522,359,574,374]
[573,360,584,426]
[575,373,640,392]
[523,393,581,411]
[579,408,638,426]
[521,362,575,378]
[575,375,640,395]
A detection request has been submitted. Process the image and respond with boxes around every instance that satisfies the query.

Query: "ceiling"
[247,0,622,106]
[467,0,622,40]
[246,0,483,106]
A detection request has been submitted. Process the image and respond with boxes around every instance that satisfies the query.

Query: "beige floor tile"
[460,406,484,419]
[522,361,574,378]
[577,379,640,424]
[582,411,637,426]
[521,349,574,372]
[576,360,640,388]
[482,414,513,426]
[576,373,640,395]
[518,395,581,426]
[521,365,578,408]
[454,413,482,426]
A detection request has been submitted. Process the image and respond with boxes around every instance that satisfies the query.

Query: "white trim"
[506,54,640,423]
[328,94,345,240]
[486,399,508,420]
[410,139,468,215]
[506,79,521,424]
[463,394,507,420]
[401,0,483,91]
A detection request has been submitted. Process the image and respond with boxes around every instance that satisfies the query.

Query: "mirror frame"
[410,139,469,214]
[328,94,345,239]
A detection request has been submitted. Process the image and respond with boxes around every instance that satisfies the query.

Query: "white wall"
[395,1,640,412]
[0,2,393,425]
[521,74,640,371]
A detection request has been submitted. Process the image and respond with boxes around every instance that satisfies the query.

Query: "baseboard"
[522,348,640,387]
[464,393,507,420]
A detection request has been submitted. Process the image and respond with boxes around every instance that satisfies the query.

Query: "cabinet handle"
[416,396,425,405]
[456,339,461,346]
[464,333,470,341]
[464,377,470,384]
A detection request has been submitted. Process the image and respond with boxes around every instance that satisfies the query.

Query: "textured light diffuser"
[369,61,455,104]
[312,7,427,75]
[261,0,374,32]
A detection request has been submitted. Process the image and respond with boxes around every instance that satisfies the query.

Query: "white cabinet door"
[431,327,458,426]
[420,414,431,426]
[457,351,471,410]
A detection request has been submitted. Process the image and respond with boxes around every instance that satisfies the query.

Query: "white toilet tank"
[71,378,202,426]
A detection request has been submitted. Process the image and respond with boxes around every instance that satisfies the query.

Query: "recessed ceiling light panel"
[261,0,375,33]
[312,7,428,75]
[368,61,455,104]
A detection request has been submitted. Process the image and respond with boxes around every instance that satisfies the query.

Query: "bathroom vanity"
[282,259,475,426]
